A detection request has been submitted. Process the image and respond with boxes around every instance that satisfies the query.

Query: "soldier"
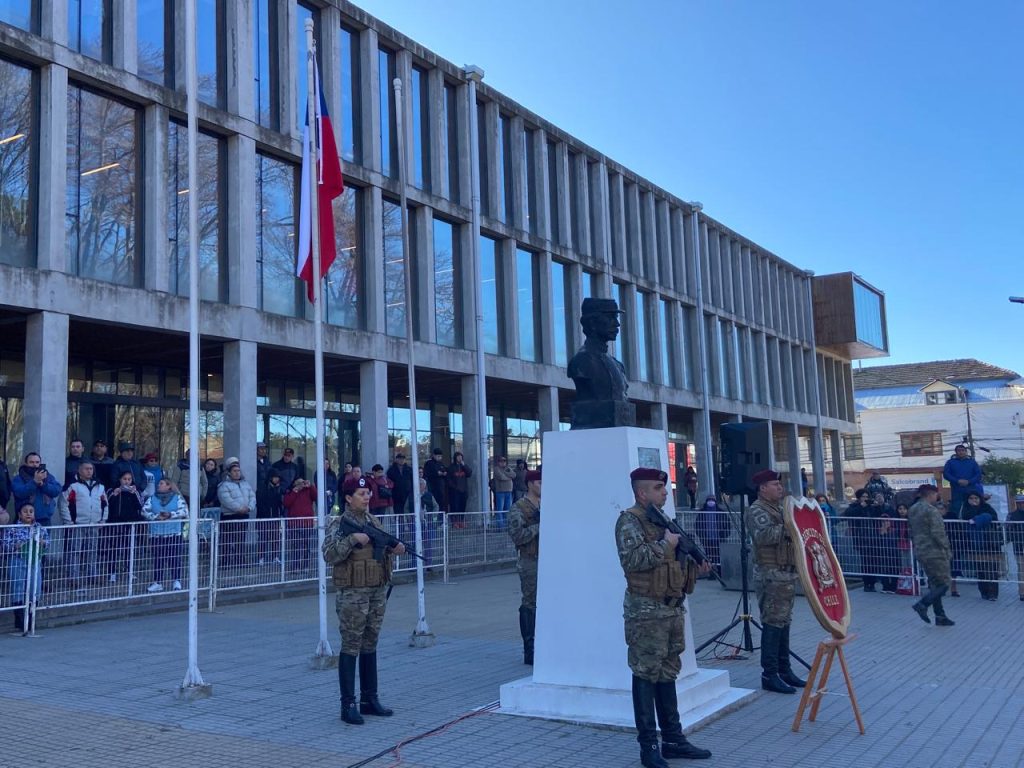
[616,467,712,767]
[908,484,955,626]
[745,469,806,694]
[508,469,541,665]
[322,475,406,724]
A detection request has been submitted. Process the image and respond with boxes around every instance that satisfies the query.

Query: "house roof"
[853,359,1021,390]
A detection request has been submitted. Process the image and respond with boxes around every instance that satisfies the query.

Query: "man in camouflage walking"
[908,483,955,626]
[745,469,806,695]
[508,468,541,665]
[322,475,406,724]
[616,467,712,767]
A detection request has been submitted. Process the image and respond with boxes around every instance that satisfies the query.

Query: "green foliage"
[981,456,1024,494]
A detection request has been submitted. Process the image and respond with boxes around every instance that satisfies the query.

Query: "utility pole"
[960,387,975,458]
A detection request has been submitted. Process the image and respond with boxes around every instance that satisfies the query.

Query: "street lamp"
[1010,297,1024,304]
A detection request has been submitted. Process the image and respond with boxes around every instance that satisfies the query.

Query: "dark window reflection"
[551,261,569,366]
[137,0,167,86]
[294,2,316,133]
[477,102,489,216]
[0,1,34,32]
[256,153,300,317]
[411,66,429,189]
[479,235,501,354]
[68,0,108,62]
[516,248,537,361]
[196,0,222,107]
[433,217,460,347]
[383,199,405,336]
[379,49,397,177]
[0,57,34,267]
[339,25,359,163]
[324,185,361,328]
[253,0,273,127]
[443,82,458,201]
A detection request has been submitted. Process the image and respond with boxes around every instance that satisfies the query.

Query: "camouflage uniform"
[908,498,954,624]
[508,496,540,610]
[745,498,798,628]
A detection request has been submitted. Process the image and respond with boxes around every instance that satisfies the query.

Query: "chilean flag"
[296,57,344,303]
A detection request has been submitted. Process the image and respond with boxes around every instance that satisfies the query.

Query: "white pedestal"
[499,426,754,728]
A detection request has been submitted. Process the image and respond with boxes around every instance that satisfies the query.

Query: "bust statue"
[567,297,637,429]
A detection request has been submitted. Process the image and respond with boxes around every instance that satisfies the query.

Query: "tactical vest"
[749,500,795,569]
[514,498,540,559]
[331,514,392,588]
[622,505,685,601]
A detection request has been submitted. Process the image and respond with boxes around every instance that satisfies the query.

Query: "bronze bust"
[567,297,637,429]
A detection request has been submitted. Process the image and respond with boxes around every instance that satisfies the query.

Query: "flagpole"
[393,76,434,648]
[305,18,335,667]
[180,0,210,697]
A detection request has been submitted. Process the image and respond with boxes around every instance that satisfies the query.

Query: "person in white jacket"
[217,458,256,569]
[62,461,107,593]
[142,478,188,592]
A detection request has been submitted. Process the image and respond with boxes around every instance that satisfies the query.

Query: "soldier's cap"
[342,476,370,496]
[751,469,782,486]
[118,441,134,452]
[916,483,938,494]
[581,297,624,317]
[630,467,667,484]
[524,469,542,484]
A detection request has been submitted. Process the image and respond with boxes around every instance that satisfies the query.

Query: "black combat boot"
[519,606,535,665]
[933,597,955,626]
[654,681,712,759]
[339,653,364,724]
[632,676,669,768]
[760,625,795,694]
[359,652,394,716]
[777,626,806,688]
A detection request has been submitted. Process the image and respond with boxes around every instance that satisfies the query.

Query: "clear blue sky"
[358,0,1023,374]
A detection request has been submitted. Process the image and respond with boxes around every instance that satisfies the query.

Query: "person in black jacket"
[844,490,881,592]
[386,453,414,518]
[104,469,146,583]
[961,491,1004,600]
[271,448,303,491]
[1009,494,1024,601]
[256,470,286,564]
[111,442,147,492]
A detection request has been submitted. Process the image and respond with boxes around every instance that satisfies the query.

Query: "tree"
[981,457,1024,494]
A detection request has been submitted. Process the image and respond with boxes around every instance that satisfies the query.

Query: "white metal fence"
[0,510,517,629]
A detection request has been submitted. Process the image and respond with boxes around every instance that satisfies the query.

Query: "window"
[253,0,273,127]
[433,218,460,347]
[68,0,109,62]
[842,435,864,461]
[516,248,538,361]
[442,81,458,200]
[324,186,361,328]
[0,57,34,267]
[498,114,512,222]
[137,0,168,86]
[411,66,430,189]
[582,270,597,302]
[382,199,405,336]
[773,432,789,462]
[256,153,299,317]
[0,1,34,31]
[378,48,397,177]
[900,432,943,457]
[338,25,360,163]
[196,0,223,107]
[479,235,502,354]
[854,279,886,350]
[680,307,694,390]
[167,123,224,301]
[66,86,140,286]
[551,261,571,366]
[635,291,649,382]
[659,299,675,387]
[926,390,958,405]
[524,128,537,235]
[546,140,559,243]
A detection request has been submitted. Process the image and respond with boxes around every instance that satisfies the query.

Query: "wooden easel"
[791,635,865,735]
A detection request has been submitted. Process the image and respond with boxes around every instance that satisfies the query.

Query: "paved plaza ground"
[2,570,1022,768]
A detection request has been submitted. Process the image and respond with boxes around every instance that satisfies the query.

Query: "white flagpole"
[180,0,209,696]
[305,19,335,666]
[393,77,433,647]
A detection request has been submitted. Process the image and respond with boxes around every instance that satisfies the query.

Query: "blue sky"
[357,0,1023,374]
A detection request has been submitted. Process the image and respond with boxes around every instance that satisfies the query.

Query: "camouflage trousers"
[916,555,952,591]
[623,593,685,683]
[518,557,538,611]
[754,566,797,629]
[337,586,387,655]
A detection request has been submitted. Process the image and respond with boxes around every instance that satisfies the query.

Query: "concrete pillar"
[227,134,257,308]
[37,64,68,273]
[809,427,826,497]
[223,341,258,486]
[591,160,612,268]
[830,430,846,501]
[113,0,137,73]
[41,0,68,45]
[364,186,386,333]
[538,386,560,435]
[609,172,626,270]
[359,361,389,471]
[483,102,500,220]
[509,115,527,232]
[225,0,254,121]
[427,67,446,199]
[414,207,434,342]
[537,252,555,364]
[574,154,591,256]
[691,410,714,501]
[360,27,381,174]
[785,423,802,497]
[651,402,669,434]
[24,312,69,472]
[143,105,169,293]
[461,374,488,511]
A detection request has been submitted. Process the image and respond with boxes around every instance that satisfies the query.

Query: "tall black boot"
[632,676,668,768]
[777,625,806,688]
[933,597,955,626]
[760,625,795,694]
[519,606,535,665]
[655,681,712,760]
[339,654,364,724]
[359,652,393,716]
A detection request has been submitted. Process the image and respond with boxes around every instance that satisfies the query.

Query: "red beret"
[916,483,938,494]
[751,470,782,487]
[525,470,541,484]
[630,467,668,484]
[342,476,370,496]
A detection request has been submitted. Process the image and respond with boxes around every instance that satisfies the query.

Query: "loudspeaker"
[719,422,771,494]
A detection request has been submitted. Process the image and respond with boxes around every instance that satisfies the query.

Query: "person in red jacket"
[283,477,317,574]
[368,464,394,514]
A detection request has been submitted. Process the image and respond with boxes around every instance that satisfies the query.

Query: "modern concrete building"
[0,1,885,509]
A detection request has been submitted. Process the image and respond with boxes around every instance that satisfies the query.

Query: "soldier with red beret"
[508,468,542,665]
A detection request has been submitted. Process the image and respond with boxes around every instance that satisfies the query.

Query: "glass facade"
[382,199,405,336]
[0,1,33,31]
[196,0,221,107]
[433,217,459,347]
[551,261,570,366]
[378,48,397,177]
[854,280,886,350]
[137,0,167,86]
[516,248,537,361]
[66,86,140,286]
[253,0,272,128]
[256,153,299,317]
[339,25,360,163]
[479,235,501,354]
[68,0,107,62]
[324,185,361,328]
[659,298,674,387]
[411,66,429,189]
[0,57,33,268]
[167,123,224,301]
[635,291,649,382]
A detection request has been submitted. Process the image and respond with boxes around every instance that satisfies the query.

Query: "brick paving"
[2,572,1023,768]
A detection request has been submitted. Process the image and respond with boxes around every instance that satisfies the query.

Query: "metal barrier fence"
[683,509,1024,598]
[0,509,519,629]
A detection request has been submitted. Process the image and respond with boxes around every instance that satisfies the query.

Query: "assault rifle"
[337,517,426,562]
[644,505,727,589]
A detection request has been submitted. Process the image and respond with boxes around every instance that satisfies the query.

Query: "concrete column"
[360,27,381,174]
[280,0,299,137]
[608,172,626,270]
[427,67,446,199]
[396,50,414,187]
[113,0,137,72]
[509,115,527,232]
[655,199,672,290]
[574,154,591,256]
[415,207,435,342]
[37,64,68,273]
[537,251,555,364]
[360,361,390,471]
[320,5,342,144]
[809,427,826,497]
[536,130,552,243]
[483,102,500,220]
[691,410,714,501]
[143,105,169,293]
[24,312,69,473]
[460,374,488,511]
[621,284,639,381]
[568,262,584,352]
[500,238,518,358]
[225,0,254,120]
[625,184,642,277]
[364,186,386,333]
[455,80,471,208]
[457,221,476,350]
[672,207,687,295]
[41,0,68,44]
[785,423,801,497]
[227,134,257,308]
[651,402,669,434]
[538,386,560,434]
[555,142,571,247]
[223,341,257,486]
[829,430,845,500]
[590,160,611,267]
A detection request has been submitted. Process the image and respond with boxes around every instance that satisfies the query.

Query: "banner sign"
[784,497,851,639]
